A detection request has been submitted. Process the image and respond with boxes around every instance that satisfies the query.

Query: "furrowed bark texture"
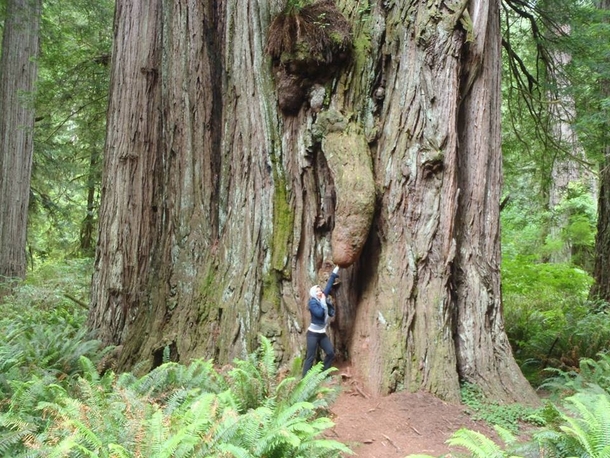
[591,0,610,303]
[593,143,610,302]
[454,0,536,403]
[0,0,41,281]
[89,0,163,344]
[90,0,537,404]
[348,1,463,399]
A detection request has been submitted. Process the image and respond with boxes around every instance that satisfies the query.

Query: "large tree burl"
[266,0,352,116]
[322,127,375,267]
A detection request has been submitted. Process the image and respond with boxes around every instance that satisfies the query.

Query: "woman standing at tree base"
[302,266,340,376]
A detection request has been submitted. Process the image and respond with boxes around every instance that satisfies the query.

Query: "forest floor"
[326,365,502,458]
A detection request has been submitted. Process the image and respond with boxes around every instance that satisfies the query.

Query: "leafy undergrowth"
[0,336,349,457]
[5,261,610,457]
[408,355,610,457]
[0,266,349,457]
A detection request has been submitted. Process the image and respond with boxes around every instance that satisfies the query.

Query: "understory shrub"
[0,335,350,457]
[411,390,610,458]
[540,352,610,399]
[410,355,610,458]
[0,259,101,397]
[501,256,609,385]
[460,383,543,433]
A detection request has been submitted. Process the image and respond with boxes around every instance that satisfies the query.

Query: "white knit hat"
[309,285,319,298]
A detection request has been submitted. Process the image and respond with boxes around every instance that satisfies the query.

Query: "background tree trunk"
[0,0,41,282]
[545,22,596,265]
[591,0,610,303]
[79,147,100,257]
[90,0,538,404]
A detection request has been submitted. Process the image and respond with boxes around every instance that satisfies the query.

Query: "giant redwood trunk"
[0,0,41,282]
[90,0,539,404]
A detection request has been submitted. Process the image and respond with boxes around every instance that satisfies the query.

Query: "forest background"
[1,0,610,456]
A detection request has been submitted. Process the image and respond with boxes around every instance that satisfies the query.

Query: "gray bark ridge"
[0,0,41,280]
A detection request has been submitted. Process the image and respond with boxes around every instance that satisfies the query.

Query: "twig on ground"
[383,434,400,451]
[367,401,381,413]
[64,294,88,309]
[354,385,369,398]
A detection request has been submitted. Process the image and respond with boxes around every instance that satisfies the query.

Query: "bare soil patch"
[327,367,500,457]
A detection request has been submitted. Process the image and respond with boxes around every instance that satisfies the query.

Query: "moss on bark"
[270,170,294,274]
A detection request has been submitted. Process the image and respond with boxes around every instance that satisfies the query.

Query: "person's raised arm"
[323,266,340,295]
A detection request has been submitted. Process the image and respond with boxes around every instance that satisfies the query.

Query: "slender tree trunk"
[79,147,101,257]
[545,23,596,265]
[593,151,610,302]
[591,0,610,303]
[90,0,538,404]
[0,0,41,283]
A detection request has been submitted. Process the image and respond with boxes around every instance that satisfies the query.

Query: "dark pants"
[302,330,335,377]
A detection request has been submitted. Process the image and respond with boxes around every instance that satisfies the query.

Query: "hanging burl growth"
[266,0,352,115]
[312,110,376,267]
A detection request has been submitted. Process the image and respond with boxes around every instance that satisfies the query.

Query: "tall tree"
[0,0,42,282]
[546,23,596,265]
[89,0,538,404]
[591,0,610,303]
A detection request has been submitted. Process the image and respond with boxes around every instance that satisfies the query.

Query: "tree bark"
[79,147,101,257]
[89,0,163,345]
[90,0,538,404]
[0,0,41,282]
[591,0,610,303]
[454,0,534,401]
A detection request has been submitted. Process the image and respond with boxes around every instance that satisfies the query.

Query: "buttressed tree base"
[89,0,539,406]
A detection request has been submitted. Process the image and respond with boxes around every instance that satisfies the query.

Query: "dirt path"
[327,369,499,457]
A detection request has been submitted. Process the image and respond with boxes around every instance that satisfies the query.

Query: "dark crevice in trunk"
[334,197,382,364]
[152,341,179,369]
[205,1,224,241]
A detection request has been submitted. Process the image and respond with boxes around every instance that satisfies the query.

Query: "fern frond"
[257,335,278,390]
[204,408,243,454]
[78,356,101,384]
[183,358,227,394]
[167,399,219,458]
[132,361,181,397]
[228,364,265,412]
[275,374,298,400]
[217,387,242,412]
[65,416,103,452]
[558,392,610,457]
[296,437,354,456]
[534,426,585,457]
[255,423,301,456]
[107,443,132,458]
[446,428,506,458]
[273,401,315,427]
[10,377,66,414]
[216,442,254,458]
[494,424,518,446]
[116,371,138,387]
[283,363,335,407]
[0,415,37,456]
[142,410,168,457]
